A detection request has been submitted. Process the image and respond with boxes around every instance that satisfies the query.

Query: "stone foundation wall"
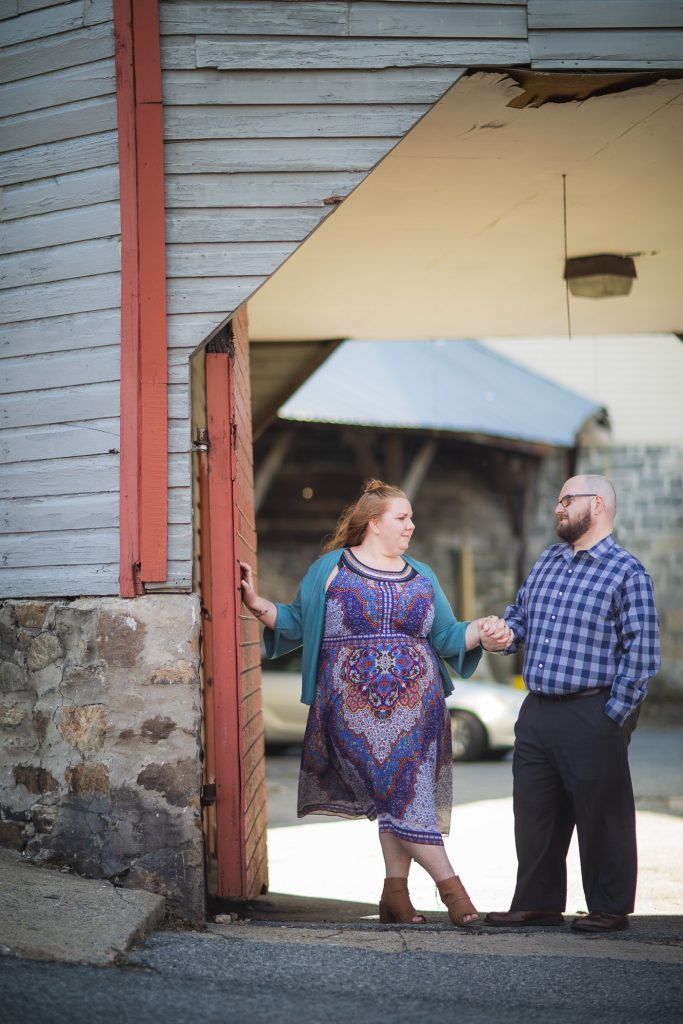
[0,595,205,921]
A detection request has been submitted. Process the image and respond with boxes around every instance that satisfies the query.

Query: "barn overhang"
[248,69,683,343]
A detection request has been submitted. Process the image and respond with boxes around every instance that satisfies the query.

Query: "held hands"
[477,615,514,652]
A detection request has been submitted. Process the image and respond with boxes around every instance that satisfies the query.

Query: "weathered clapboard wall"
[0,0,122,596]
[3,1,683,597]
[529,0,683,68]
[158,0,530,589]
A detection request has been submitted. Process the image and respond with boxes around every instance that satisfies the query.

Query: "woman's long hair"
[322,479,407,552]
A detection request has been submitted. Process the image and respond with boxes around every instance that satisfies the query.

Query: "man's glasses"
[557,493,597,509]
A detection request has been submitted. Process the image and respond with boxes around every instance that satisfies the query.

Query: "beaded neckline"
[342,548,416,582]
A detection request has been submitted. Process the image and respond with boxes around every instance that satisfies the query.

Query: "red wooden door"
[203,308,268,899]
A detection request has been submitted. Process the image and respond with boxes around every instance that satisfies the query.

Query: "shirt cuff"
[604,696,628,727]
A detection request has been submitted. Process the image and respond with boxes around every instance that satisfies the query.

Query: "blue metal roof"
[278,339,602,448]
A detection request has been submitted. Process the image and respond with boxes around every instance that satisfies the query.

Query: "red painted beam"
[114,0,141,597]
[133,0,168,583]
[114,0,168,594]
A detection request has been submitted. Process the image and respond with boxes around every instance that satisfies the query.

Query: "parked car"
[261,669,525,762]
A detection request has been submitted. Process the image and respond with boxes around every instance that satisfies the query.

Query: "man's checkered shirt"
[504,534,660,725]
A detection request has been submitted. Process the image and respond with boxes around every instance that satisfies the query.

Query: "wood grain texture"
[0,131,119,187]
[0,95,117,153]
[192,37,529,70]
[0,238,121,290]
[0,57,115,118]
[0,491,119,533]
[2,165,119,221]
[348,2,527,37]
[164,137,395,174]
[159,1,348,36]
[0,344,119,394]
[1,452,119,498]
[530,28,683,65]
[164,208,333,244]
[0,0,112,48]
[529,1,683,29]
[161,67,465,105]
[166,278,266,315]
[166,243,297,278]
[0,20,114,84]
[165,171,365,209]
[1,418,120,464]
[0,203,120,256]
[0,273,121,323]
[163,103,429,139]
[0,309,119,357]
[0,564,119,597]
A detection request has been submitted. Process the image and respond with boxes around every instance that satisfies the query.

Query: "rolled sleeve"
[429,578,482,679]
[605,571,661,726]
[263,590,304,660]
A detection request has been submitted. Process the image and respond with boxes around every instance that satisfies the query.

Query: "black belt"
[532,687,606,701]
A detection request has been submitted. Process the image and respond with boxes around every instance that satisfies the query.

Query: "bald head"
[569,474,616,519]
[558,475,617,548]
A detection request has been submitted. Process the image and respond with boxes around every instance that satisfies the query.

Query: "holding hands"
[477,615,514,652]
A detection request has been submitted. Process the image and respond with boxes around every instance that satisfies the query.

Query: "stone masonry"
[0,595,205,921]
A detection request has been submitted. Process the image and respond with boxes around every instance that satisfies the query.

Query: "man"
[486,474,660,933]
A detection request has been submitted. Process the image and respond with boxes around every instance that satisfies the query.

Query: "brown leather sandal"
[437,875,480,926]
[378,877,426,924]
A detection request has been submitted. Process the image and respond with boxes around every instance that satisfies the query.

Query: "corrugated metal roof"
[278,339,603,447]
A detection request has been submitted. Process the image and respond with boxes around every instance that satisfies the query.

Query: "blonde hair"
[322,479,407,552]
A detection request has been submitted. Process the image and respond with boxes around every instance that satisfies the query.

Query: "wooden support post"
[402,439,438,502]
[114,0,168,593]
[254,430,295,514]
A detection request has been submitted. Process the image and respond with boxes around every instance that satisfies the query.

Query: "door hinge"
[192,427,209,453]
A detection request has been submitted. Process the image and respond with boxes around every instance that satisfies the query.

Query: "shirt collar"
[557,533,616,563]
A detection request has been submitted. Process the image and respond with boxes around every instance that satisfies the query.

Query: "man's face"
[556,490,593,544]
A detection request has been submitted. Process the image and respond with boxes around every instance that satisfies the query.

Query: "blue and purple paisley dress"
[298,549,452,845]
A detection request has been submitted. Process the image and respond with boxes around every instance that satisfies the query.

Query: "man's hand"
[478,616,515,652]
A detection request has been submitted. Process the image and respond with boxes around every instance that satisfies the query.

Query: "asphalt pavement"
[0,719,681,1024]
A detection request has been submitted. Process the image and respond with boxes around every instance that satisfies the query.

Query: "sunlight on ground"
[267,798,683,916]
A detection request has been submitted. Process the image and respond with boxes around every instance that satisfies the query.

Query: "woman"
[240,479,513,926]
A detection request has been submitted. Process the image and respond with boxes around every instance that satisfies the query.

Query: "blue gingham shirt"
[504,534,660,726]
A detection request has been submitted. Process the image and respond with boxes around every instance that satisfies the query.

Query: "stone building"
[1,1,681,920]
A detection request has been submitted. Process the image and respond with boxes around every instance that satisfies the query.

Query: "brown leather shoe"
[571,913,629,933]
[485,910,565,927]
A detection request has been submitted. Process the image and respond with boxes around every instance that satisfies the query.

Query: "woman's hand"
[238,562,277,629]
[239,561,257,607]
[478,616,515,652]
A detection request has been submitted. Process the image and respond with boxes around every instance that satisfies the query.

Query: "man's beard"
[556,506,592,544]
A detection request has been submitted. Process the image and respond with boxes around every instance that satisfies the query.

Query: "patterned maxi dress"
[298,549,453,845]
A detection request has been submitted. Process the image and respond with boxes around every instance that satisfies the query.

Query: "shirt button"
[568,569,573,574]
[544,639,549,644]
[551,615,556,620]
[539,663,544,668]
[559,591,563,596]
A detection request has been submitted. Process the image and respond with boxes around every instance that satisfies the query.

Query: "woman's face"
[370,497,415,553]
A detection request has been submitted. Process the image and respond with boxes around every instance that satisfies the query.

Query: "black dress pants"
[510,690,639,916]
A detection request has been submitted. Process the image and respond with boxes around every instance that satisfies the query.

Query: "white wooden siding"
[159,0,529,590]
[0,0,124,598]
[4,0,680,598]
[529,1,683,68]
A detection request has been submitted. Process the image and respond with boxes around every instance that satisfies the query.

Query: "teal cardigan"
[263,548,482,705]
